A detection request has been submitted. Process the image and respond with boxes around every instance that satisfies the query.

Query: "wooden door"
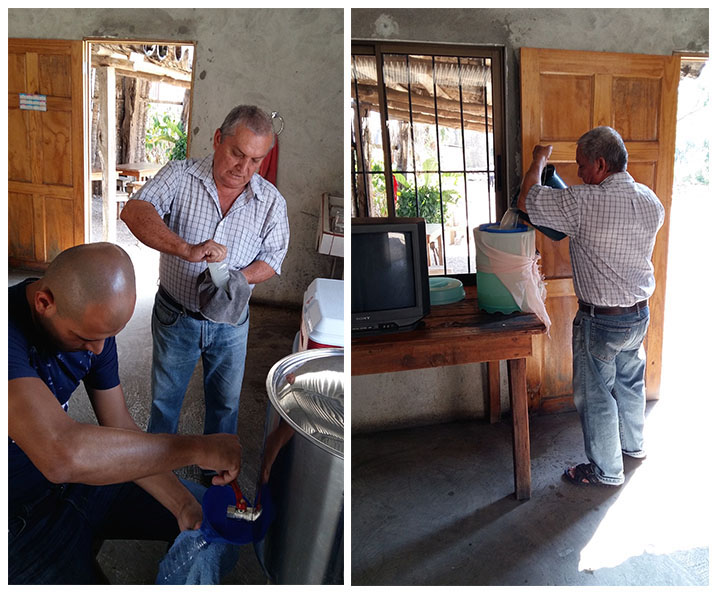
[8,39,86,269]
[520,47,679,411]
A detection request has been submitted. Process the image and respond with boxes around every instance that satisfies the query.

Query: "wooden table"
[352,285,546,500]
[116,162,164,181]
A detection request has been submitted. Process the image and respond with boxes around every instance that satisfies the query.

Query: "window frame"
[351,40,508,282]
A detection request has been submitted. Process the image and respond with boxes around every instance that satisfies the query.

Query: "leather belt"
[578,300,648,316]
[158,285,205,320]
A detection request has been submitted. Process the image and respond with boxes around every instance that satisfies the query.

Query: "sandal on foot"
[563,463,604,486]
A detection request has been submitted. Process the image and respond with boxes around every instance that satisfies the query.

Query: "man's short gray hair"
[577,126,628,173]
[219,105,274,141]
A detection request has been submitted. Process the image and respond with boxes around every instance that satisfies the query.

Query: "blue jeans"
[147,289,249,436]
[9,481,180,584]
[572,306,650,485]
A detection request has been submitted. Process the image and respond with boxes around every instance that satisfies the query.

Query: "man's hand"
[198,433,242,486]
[176,495,203,531]
[533,144,553,163]
[183,240,228,263]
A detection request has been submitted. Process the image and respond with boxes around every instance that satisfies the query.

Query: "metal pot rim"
[265,348,344,459]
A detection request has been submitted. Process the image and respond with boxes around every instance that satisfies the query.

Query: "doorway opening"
[85,40,195,292]
[661,55,710,398]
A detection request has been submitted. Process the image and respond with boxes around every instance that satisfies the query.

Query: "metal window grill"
[351,44,505,278]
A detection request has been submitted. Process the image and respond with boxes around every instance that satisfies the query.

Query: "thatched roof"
[91,42,193,88]
[352,55,493,132]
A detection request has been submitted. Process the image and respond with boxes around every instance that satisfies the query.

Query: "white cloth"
[474,229,551,334]
[526,172,664,307]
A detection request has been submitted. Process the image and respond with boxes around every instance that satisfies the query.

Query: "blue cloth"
[147,289,249,435]
[572,306,650,485]
[8,280,120,506]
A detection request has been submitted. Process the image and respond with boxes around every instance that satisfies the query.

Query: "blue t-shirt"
[8,280,121,504]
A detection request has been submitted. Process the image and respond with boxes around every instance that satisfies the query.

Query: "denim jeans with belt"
[572,305,650,485]
[147,289,249,436]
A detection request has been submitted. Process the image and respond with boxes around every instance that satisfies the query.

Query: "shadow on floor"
[351,402,709,586]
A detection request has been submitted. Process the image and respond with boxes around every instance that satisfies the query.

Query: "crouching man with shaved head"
[8,243,242,584]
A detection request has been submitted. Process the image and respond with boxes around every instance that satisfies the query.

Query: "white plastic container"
[473,223,536,314]
[298,278,344,350]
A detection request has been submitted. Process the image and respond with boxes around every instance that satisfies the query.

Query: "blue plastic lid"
[201,483,274,545]
[478,223,529,233]
[429,277,465,305]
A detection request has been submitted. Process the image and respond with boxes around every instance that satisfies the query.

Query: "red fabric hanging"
[259,134,279,186]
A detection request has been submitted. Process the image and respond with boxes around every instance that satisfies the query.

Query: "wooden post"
[508,358,531,500]
[487,360,501,424]
[98,66,117,243]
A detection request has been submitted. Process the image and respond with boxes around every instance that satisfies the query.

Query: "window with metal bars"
[351,42,507,279]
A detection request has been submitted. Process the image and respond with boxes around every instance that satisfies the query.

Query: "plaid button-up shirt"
[526,171,664,307]
[133,155,290,311]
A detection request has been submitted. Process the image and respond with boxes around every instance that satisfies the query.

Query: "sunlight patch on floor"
[578,404,710,573]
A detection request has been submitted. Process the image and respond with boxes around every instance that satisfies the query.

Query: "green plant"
[393,170,460,224]
[145,114,187,162]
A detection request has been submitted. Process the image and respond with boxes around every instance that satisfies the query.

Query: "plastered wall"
[350,7,709,432]
[9,8,344,307]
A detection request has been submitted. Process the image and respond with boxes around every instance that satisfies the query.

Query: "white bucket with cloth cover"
[473,223,551,334]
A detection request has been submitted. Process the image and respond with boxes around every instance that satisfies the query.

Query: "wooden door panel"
[539,75,593,139]
[38,54,73,97]
[9,109,32,182]
[8,39,85,269]
[628,162,657,189]
[45,195,77,261]
[8,53,27,93]
[613,77,661,140]
[8,192,35,261]
[41,111,73,186]
[520,47,679,409]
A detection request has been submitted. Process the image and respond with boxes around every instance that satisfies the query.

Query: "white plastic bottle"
[207,261,230,291]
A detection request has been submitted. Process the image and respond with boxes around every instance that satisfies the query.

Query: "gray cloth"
[197,268,251,324]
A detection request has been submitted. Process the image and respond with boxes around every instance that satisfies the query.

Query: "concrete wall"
[351,7,709,433]
[9,8,344,307]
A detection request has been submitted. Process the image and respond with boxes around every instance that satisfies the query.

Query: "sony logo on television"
[355,315,372,321]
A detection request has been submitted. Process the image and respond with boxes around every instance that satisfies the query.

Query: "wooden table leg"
[487,360,501,424]
[508,358,531,500]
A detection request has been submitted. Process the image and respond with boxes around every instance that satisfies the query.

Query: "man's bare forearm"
[58,423,239,486]
[516,144,552,213]
[120,199,190,258]
[121,199,227,263]
[240,260,276,284]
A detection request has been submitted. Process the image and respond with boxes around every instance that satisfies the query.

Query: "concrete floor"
[9,208,302,584]
[351,401,710,586]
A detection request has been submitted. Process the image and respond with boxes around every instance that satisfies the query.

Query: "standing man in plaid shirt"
[516,126,664,487]
[121,105,289,481]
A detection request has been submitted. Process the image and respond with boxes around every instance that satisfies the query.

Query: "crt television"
[352,217,430,335]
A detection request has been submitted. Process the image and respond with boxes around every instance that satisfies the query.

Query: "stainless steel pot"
[254,348,344,585]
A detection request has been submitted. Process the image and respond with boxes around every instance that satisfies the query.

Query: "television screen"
[352,231,416,313]
[351,217,430,335]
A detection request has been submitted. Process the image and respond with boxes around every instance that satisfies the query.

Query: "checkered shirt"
[526,171,664,307]
[133,155,290,311]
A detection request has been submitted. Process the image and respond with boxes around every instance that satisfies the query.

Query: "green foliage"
[145,114,187,162]
[368,159,461,222]
[393,167,460,224]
